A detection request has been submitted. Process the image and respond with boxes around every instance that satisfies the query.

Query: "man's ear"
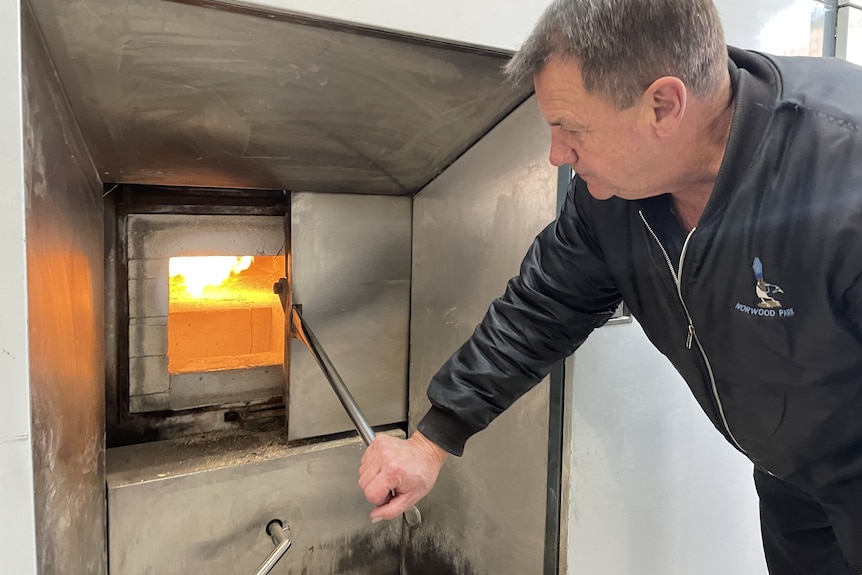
[643,76,686,137]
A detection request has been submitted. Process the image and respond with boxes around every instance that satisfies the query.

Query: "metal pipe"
[252,520,292,575]
[291,306,422,528]
[291,307,376,445]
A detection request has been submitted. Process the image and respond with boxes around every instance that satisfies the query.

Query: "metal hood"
[28,0,530,194]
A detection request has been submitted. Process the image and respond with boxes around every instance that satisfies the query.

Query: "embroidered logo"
[752,257,783,309]
[734,257,795,318]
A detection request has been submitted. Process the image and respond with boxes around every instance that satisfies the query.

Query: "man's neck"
[672,193,711,232]
[669,76,735,231]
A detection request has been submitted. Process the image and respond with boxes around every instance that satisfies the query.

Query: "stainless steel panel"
[289,192,410,440]
[107,431,403,574]
[408,97,558,574]
[21,1,107,573]
[27,0,529,194]
[0,0,37,569]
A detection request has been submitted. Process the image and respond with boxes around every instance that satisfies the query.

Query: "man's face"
[534,56,663,201]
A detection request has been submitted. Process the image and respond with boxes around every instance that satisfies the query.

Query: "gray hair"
[505,0,727,109]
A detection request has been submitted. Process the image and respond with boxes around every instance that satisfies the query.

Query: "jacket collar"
[699,47,780,224]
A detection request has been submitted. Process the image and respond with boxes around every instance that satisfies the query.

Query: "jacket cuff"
[416,406,475,457]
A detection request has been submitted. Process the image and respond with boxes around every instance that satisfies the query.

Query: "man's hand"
[358,430,449,522]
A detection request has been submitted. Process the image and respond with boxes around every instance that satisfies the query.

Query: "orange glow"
[168,255,285,374]
[169,256,253,297]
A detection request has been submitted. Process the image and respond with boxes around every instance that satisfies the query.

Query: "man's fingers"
[358,435,391,478]
[362,473,395,507]
[357,462,379,491]
[369,493,412,522]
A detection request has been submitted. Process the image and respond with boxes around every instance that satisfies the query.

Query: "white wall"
[234,0,827,54]
[221,0,550,50]
[565,323,769,574]
[838,6,862,65]
[0,1,38,574]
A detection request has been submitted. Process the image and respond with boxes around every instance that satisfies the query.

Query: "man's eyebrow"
[550,119,587,131]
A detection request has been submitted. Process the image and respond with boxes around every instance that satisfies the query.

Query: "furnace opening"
[168,255,285,374]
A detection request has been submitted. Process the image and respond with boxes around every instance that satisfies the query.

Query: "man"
[358,0,862,572]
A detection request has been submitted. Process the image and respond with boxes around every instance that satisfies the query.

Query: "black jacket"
[417,48,862,488]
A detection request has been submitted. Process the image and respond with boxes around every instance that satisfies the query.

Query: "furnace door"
[286,193,411,442]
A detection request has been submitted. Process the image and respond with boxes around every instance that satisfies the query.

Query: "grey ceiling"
[28,0,531,194]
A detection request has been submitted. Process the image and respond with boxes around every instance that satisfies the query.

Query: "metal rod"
[252,521,292,575]
[291,307,376,445]
[290,306,422,528]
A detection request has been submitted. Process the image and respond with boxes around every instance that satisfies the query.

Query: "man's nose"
[549,133,577,168]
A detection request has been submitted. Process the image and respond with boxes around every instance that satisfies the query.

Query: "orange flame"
[169,256,253,297]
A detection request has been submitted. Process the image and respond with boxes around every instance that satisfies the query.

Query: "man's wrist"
[409,430,449,468]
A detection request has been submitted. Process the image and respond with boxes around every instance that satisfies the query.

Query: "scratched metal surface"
[27,0,529,194]
[22,2,107,573]
[288,192,411,441]
[408,97,557,574]
[106,430,403,574]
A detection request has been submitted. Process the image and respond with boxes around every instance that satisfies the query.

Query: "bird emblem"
[753,257,783,309]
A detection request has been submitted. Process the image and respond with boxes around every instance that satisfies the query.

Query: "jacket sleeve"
[416,177,622,456]
[842,258,862,342]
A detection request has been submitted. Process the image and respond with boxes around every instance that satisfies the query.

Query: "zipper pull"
[686,324,694,349]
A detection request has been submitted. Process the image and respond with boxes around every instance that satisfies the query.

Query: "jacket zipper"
[638,211,748,456]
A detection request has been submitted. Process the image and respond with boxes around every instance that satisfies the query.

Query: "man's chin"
[584,181,617,201]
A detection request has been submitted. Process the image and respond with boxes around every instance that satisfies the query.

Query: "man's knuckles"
[379,460,406,479]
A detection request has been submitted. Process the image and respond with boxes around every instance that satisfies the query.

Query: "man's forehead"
[535,84,591,129]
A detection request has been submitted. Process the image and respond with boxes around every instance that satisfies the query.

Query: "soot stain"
[331,530,401,574]
[403,533,481,575]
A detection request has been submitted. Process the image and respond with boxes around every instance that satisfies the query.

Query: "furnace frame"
[105,185,290,446]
